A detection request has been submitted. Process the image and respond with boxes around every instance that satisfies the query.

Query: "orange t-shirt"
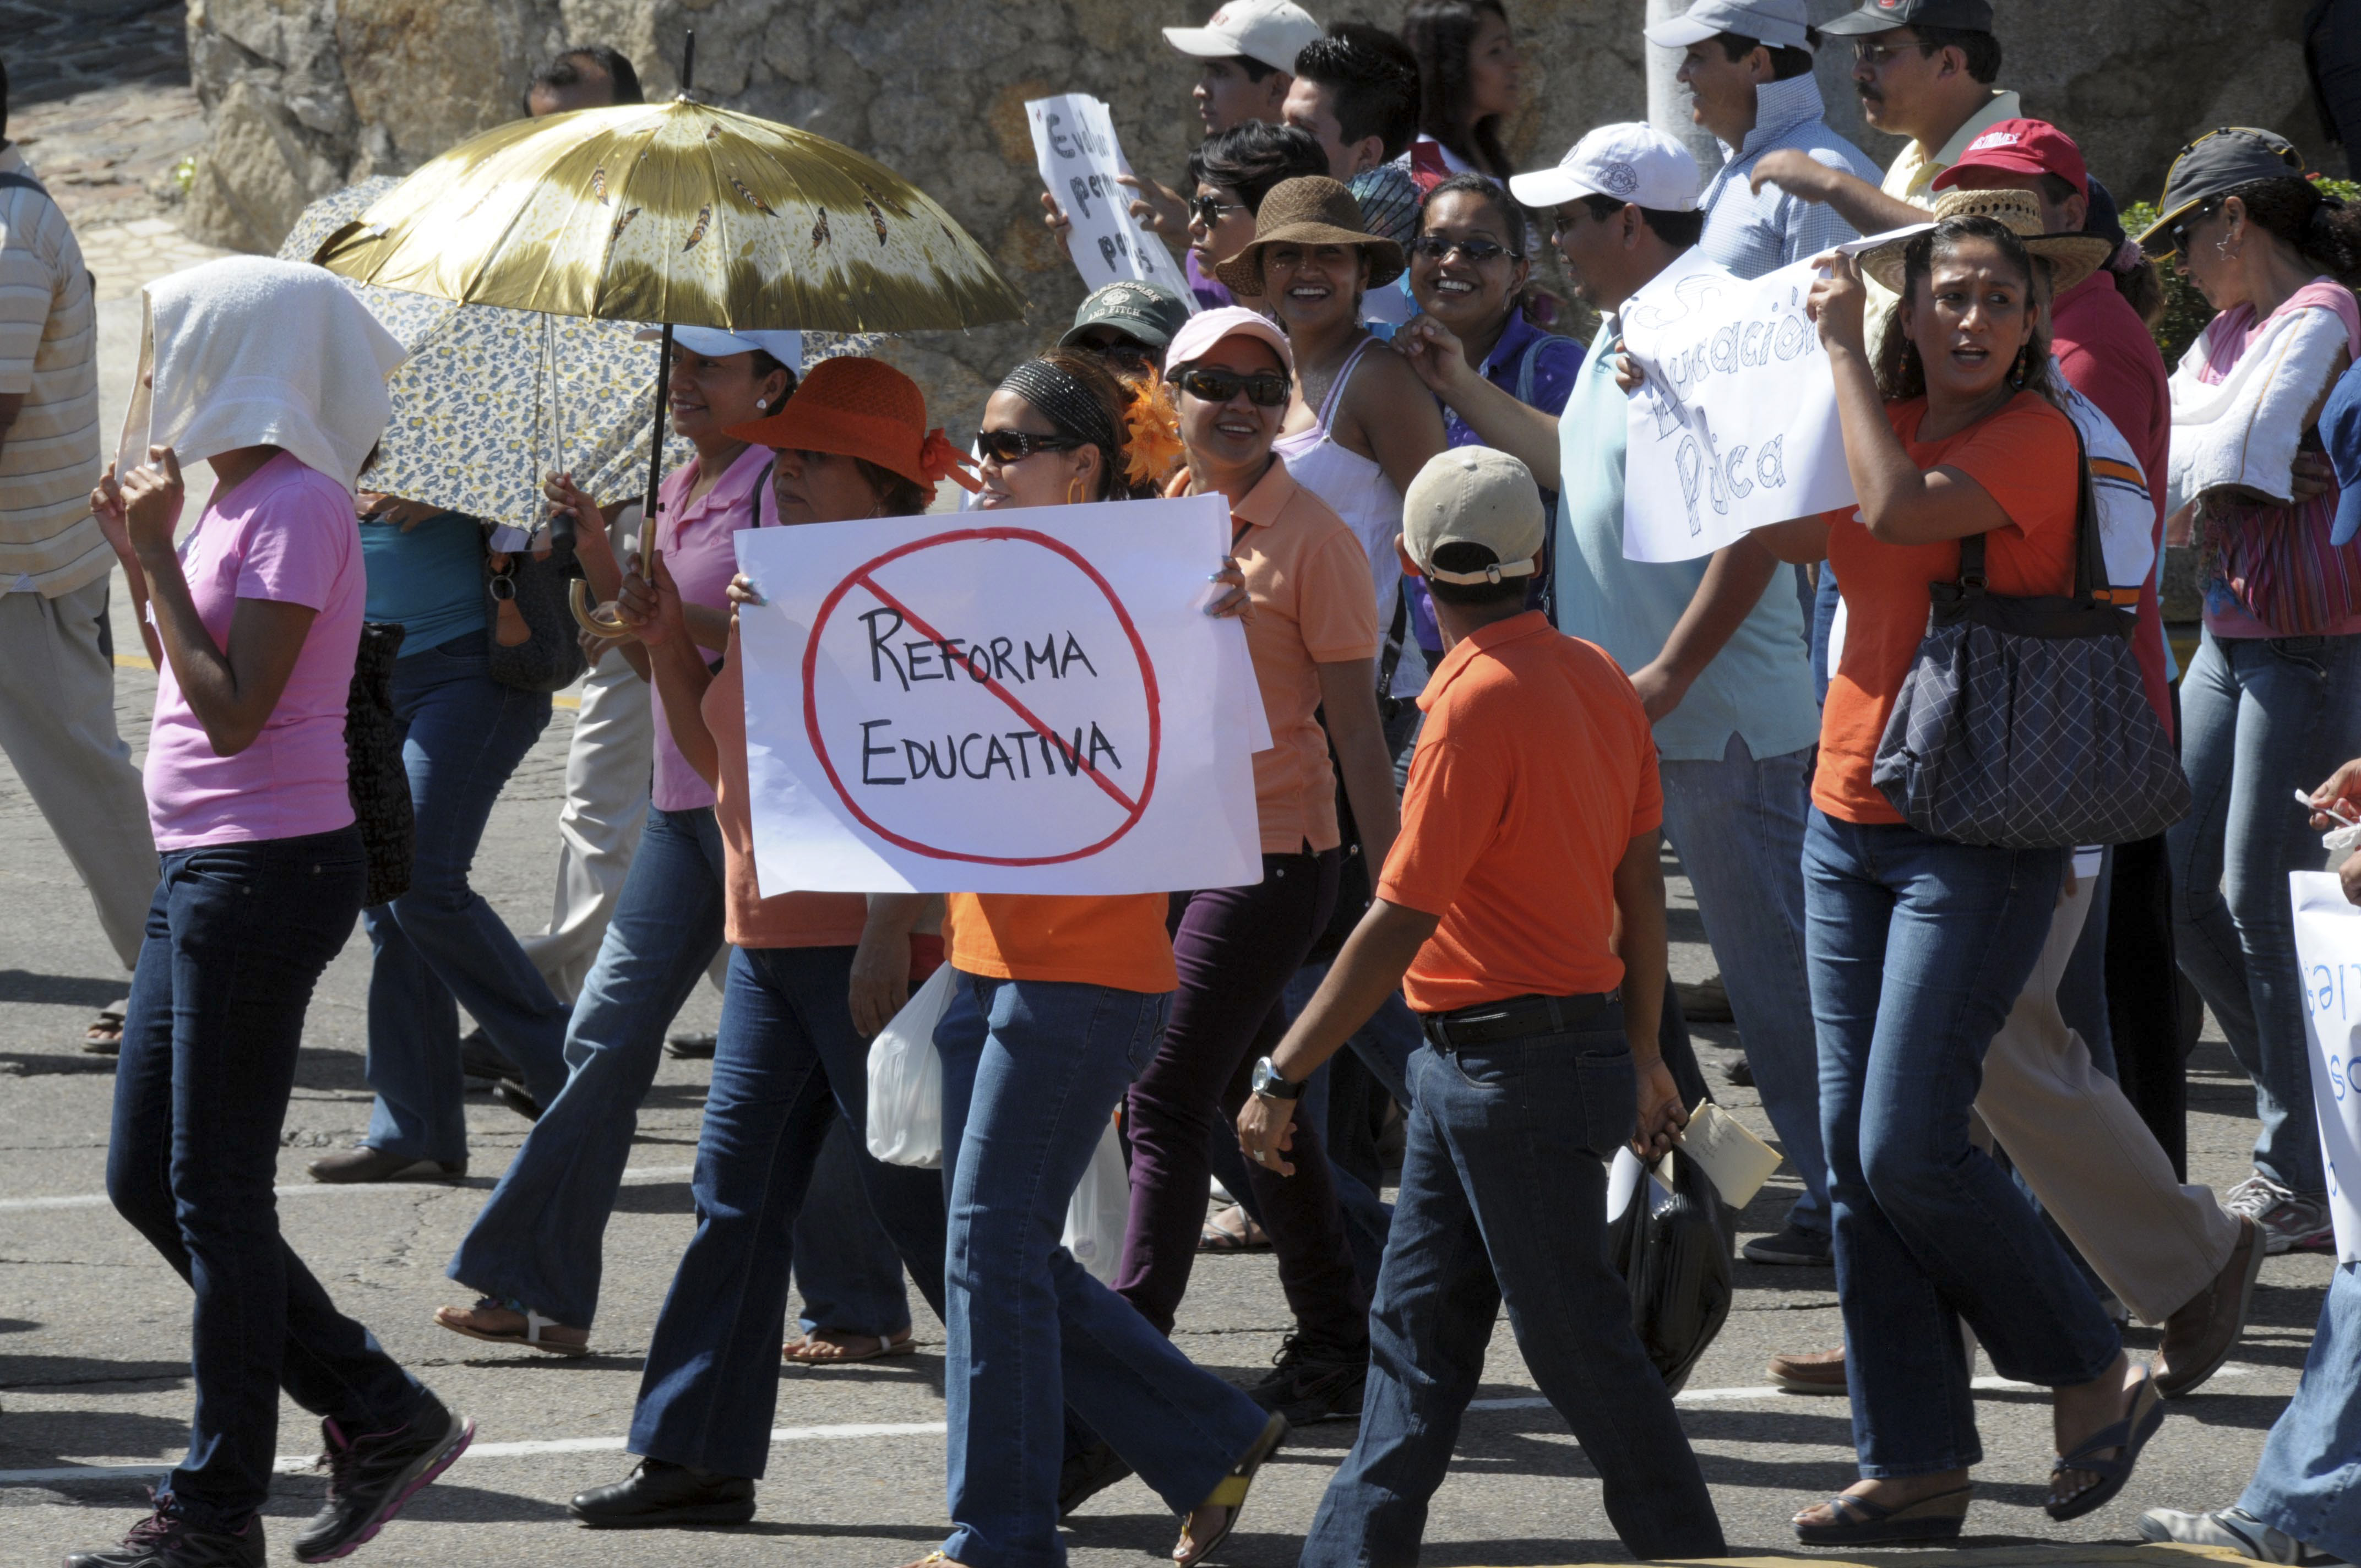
[943,892,1177,994]
[1816,393,2081,826]
[701,630,875,950]
[1168,461,1380,853]
[1377,611,1662,1014]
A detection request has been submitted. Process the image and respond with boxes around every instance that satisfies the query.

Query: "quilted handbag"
[1869,426,2191,848]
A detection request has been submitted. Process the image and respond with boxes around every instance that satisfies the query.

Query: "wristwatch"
[1250,1055,1305,1101]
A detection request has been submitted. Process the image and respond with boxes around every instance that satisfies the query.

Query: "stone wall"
[183,0,2327,437]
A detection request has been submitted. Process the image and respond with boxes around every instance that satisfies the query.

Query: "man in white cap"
[1397,123,1837,1271]
[1239,445,1723,1565]
[1163,0,1326,137]
[1644,0,1881,279]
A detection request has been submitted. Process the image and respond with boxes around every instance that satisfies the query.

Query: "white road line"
[0,1166,697,1214]
[1469,1363,2256,1413]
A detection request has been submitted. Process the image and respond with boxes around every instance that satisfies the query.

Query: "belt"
[1419,990,1619,1049]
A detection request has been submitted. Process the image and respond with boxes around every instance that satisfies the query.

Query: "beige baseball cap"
[1164,0,1325,74]
[1402,448,1546,585]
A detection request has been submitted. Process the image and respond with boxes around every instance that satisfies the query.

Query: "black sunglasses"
[1191,194,1248,228]
[2164,198,2223,258]
[1170,366,1292,407]
[1408,235,1520,264]
[975,429,1083,464]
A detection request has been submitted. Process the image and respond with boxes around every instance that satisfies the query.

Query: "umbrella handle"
[569,579,635,640]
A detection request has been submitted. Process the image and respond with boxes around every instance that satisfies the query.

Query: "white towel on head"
[117,255,408,495]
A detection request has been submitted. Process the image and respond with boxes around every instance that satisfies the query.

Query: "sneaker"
[2139,1506,2350,1565]
[2223,1174,2333,1255]
[1742,1226,1832,1266]
[67,1505,264,1568]
[1244,1333,1367,1425]
[1768,1345,1848,1395]
[291,1392,474,1562]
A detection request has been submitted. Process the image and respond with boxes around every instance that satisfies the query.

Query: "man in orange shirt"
[1236,447,1723,1564]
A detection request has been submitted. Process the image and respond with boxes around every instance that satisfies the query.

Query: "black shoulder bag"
[1307,583,1413,965]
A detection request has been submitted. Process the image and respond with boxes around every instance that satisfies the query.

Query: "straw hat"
[1857,187,2115,297]
[1214,177,1406,297]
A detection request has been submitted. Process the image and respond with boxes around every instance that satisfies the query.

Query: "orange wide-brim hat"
[725,356,979,492]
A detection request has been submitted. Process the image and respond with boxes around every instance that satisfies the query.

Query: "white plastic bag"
[2288,872,2361,1264]
[1061,1113,1130,1284]
[866,962,953,1168]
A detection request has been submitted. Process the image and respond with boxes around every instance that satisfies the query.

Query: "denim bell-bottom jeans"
[362,631,570,1161]
[935,972,1269,1568]
[1804,810,2122,1477]
[2168,628,2361,1196]
[2240,1261,2361,1562]
[110,828,426,1533]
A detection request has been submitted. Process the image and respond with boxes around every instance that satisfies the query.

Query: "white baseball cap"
[1403,448,1545,585]
[632,324,804,371]
[1642,0,1814,52]
[1163,0,1325,75]
[1508,123,1701,213]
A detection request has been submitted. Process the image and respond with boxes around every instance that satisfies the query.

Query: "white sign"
[1027,94,1193,306]
[2289,872,2361,1264]
[733,496,1267,895]
[1620,251,1856,563]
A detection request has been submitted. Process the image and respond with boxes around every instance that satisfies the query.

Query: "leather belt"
[1419,990,1620,1050]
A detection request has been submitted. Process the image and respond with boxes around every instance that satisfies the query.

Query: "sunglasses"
[1851,39,1933,66]
[1408,235,1520,264]
[1191,194,1248,228]
[975,429,1082,464]
[2164,198,2224,257]
[1171,367,1292,407]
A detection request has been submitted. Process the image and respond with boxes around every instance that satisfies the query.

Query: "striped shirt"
[0,144,105,598]
[1695,75,1882,282]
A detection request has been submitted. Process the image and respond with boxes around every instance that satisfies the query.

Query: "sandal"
[2047,1366,2165,1522]
[433,1297,591,1357]
[81,1000,127,1056]
[1172,1412,1287,1567]
[1198,1204,1270,1253]
[784,1329,915,1366]
[1793,1484,1973,1545]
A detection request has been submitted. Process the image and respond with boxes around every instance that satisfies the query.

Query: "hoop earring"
[1067,475,1085,506]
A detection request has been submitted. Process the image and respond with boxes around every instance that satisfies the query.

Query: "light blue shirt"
[1551,318,1821,764]
[1694,75,1883,282]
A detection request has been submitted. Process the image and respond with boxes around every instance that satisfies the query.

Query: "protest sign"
[2289,872,2361,1264]
[732,495,1267,895]
[1620,250,1855,563]
[1027,94,1193,307]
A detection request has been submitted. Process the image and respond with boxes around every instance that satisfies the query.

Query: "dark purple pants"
[1116,846,1368,1348]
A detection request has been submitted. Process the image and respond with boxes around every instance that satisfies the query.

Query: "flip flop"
[2047,1367,2166,1522]
[81,1000,127,1056]
[1198,1204,1270,1253]
[433,1298,590,1358]
[1793,1484,1973,1545]
[783,1330,915,1366]
[1173,1412,1287,1567]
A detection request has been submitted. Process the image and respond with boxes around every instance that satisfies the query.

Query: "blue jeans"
[793,1119,912,1337]
[2240,1262,2361,1563]
[936,972,1267,1568]
[447,804,727,1327]
[629,945,947,1477]
[363,633,568,1161]
[109,829,425,1532]
[1301,1030,1724,1566]
[2169,629,2361,1196]
[1660,733,1832,1238]
[1804,810,2121,1477]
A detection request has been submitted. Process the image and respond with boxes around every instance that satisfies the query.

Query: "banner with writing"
[732,496,1267,895]
[1027,94,1193,307]
[2289,872,2361,1264]
[1620,251,1854,563]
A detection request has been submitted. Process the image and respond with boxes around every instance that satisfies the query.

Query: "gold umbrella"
[315,46,1024,635]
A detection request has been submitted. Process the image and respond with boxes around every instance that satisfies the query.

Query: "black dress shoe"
[460,1026,525,1087]
[664,1031,718,1060]
[570,1458,756,1528]
[67,1508,264,1566]
[493,1080,542,1122]
[307,1146,467,1184]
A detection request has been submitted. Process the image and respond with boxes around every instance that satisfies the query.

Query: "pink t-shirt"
[650,442,771,812]
[145,452,365,849]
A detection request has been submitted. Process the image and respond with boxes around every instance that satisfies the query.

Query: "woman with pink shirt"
[77,257,471,1567]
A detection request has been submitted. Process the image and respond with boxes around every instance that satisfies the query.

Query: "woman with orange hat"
[562,358,971,1530]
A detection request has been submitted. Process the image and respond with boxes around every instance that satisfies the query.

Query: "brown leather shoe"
[1770,1344,1848,1395]
[308,1146,467,1184]
[2157,1216,2264,1397]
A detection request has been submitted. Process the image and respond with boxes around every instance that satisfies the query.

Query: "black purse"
[345,621,413,907]
[486,521,589,694]
[1869,424,2191,848]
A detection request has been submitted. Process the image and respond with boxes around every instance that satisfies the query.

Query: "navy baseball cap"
[2326,360,2361,545]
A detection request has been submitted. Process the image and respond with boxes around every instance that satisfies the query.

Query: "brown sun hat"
[1858,187,2115,297]
[1214,176,1407,297]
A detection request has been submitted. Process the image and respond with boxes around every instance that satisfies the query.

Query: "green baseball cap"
[1058,282,1194,354]
[2134,128,2310,257]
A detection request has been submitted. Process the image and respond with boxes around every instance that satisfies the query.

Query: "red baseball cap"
[1932,118,2089,199]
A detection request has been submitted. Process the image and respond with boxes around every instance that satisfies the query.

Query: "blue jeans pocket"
[1573,1050,1638,1162]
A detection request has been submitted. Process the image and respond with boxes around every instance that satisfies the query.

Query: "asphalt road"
[0,655,2338,1567]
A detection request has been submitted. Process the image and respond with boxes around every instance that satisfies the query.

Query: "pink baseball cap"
[1163,306,1295,375]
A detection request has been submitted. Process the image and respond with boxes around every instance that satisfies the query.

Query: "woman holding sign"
[563,358,967,1529]
[921,347,1285,1568]
[1753,213,2158,1542]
